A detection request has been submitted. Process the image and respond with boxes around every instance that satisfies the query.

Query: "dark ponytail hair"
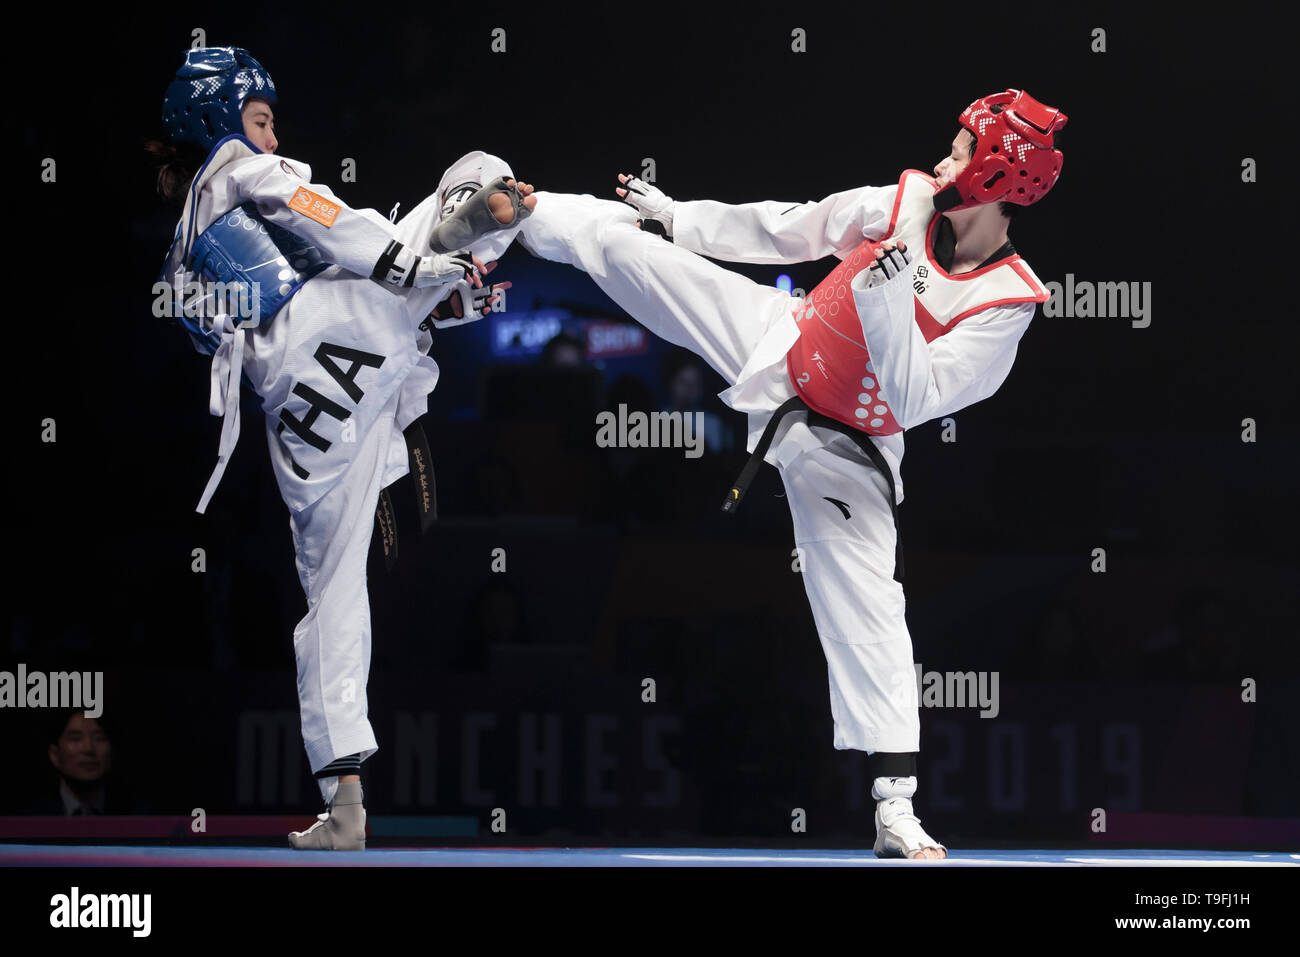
[144,137,206,207]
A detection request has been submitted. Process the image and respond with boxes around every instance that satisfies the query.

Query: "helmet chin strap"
[932,184,966,213]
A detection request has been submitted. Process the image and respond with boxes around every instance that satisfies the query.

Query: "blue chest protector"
[177,203,332,355]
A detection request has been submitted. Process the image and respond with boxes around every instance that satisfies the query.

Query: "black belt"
[375,419,437,571]
[721,396,904,585]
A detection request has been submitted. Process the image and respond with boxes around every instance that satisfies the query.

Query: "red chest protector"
[785,170,1049,434]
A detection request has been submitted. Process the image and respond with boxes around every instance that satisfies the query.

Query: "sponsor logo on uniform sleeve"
[289,187,340,228]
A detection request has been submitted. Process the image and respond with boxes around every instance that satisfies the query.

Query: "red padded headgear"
[934,89,1068,213]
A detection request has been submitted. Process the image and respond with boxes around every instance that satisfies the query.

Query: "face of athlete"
[242,97,278,153]
[933,128,975,190]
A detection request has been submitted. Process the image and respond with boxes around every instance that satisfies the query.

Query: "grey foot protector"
[288,780,367,850]
[428,176,533,254]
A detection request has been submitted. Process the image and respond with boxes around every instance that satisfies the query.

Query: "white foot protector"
[873,797,947,860]
[288,781,366,851]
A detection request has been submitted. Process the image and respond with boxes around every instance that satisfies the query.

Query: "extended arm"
[224,154,474,289]
[618,173,897,265]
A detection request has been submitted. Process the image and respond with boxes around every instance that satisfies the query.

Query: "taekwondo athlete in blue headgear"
[151,45,536,850]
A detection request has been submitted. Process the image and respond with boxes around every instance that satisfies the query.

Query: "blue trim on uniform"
[182,134,264,266]
[157,133,264,283]
[157,134,273,355]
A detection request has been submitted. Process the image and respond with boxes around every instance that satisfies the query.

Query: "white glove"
[421,277,502,330]
[618,175,675,237]
[372,241,478,289]
[865,242,912,289]
[413,251,478,288]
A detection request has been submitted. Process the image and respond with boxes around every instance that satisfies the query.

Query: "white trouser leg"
[525,192,917,747]
[779,428,918,753]
[283,393,399,777]
[521,191,789,383]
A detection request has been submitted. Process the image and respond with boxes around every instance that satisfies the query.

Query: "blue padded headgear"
[162,47,276,150]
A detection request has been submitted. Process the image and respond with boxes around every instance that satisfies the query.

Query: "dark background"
[6,5,1295,846]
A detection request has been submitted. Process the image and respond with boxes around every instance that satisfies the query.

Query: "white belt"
[196,313,247,514]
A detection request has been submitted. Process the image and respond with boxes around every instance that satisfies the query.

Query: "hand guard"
[421,278,499,329]
[865,244,911,289]
[412,251,477,288]
[619,175,675,237]
[428,176,532,254]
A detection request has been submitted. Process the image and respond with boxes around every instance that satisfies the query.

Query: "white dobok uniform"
[161,140,521,793]
[519,176,1045,754]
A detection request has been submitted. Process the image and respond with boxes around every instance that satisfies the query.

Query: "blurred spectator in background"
[540,331,587,368]
[484,329,600,424]
[454,579,532,672]
[661,348,734,453]
[32,710,127,815]
[1141,586,1245,681]
[1023,603,1097,680]
[607,373,655,418]
[467,453,522,515]
[599,373,659,525]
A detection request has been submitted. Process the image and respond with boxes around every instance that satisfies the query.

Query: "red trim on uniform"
[946,262,1049,322]
[900,170,1024,282]
[884,170,935,239]
[783,168,1044,436]
[924,215,1025,281]
[912,298,948,343]
[1009,260,1050,300]
[950,296,1044,324]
